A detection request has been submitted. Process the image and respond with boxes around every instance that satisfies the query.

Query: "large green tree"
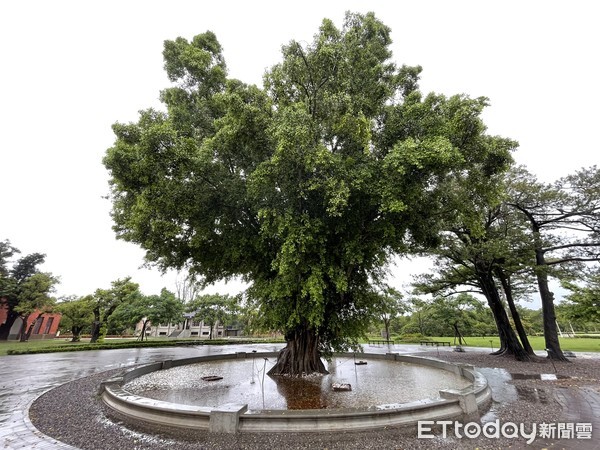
[187,293,237,339]
[56,295,95,341]
[0,241,58,341]
[89,278,141,343]
[506,166,600,360]
[110,288,184,340]
[14,272,58,341]
[562,267,600,324]
[371,287,406,341]
[104,13,515,375]
[412,197,536,360]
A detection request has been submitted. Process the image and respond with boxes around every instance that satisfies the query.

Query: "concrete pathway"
[0,343,281,449]
[549,386,600,450]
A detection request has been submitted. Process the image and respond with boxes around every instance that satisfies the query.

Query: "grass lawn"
[0,338,83,356]
[417,335,600,353]
[2,335,599,356]
[0,336,282,356]
[0,337,144,356]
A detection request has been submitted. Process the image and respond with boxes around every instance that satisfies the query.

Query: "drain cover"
[201,376,224,381]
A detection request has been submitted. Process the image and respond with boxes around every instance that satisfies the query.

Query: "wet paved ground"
[1,342,599,449]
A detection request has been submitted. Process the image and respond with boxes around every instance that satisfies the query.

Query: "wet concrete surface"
[0,343,440,430]
[0,343,284,446]
[1,342,596,449]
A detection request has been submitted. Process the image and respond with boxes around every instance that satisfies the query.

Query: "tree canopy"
[0,240,58,341]
[104,12,515,375]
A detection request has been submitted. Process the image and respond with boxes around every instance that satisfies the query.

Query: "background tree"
[104,12,515,376]
[55,295,94,341]
[109,288,183,340]
[561,267,600,324]
[412,201,533,360]
[0,240,20,339]
[90,277,141,343]
[507,166,600,360]
[151,288,186,336]
[14,272,58,341]
[0,242,58,341]
[513,305,544,336]
[371,287,406,340]
[186,293,237,339]
[175,271,202,304]
[401,294,494,339]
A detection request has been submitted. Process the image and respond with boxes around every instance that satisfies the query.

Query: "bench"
[368,339,394,345]
[419,341,451,347]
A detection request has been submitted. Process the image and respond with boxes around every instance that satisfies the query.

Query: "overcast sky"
[1,1,598,305]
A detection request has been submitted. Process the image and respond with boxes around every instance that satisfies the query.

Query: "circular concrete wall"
[101,351,491,433]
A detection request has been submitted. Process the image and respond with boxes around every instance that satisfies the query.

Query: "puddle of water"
[515,385,549,403]
[124,357,471,412]
[479,368,564,422]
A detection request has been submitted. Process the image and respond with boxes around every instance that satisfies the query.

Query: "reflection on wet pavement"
[0,343,284,428]
[478,367,567,423]
[477,367,517,423]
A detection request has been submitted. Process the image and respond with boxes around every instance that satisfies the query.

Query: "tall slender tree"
[506,166,600,360]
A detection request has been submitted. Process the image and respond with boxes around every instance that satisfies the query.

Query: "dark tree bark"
[383,318,391,341]
[24,314,39,341]
[476,264,530,361]
[138,318,151,341]
[0,310,18,340]
[518,221,569,362]
[18,315,31,342]
[71,325,83,342]
[90,321,101,343]
[534,246,568,361]
[496,269,535,356]
[268,325,328,377]
[90,304,101,343]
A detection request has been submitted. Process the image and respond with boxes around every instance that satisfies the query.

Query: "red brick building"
[0,299,61,340]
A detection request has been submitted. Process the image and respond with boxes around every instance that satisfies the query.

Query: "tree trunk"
[90,320,101,343]
[18,315,30,342]
[477,265,530,361]
[532,228,568,361]
[268,325,328,377]
[90,306,101,343]
[496,270,535,356]
[25,316,38,341]
[383,318,390,340]
[0,310,18,340]
[140,319,148,341]
[417,312,425,336]
[484,290,508,355]
[535,252,568,361]
[71,325,82,342]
